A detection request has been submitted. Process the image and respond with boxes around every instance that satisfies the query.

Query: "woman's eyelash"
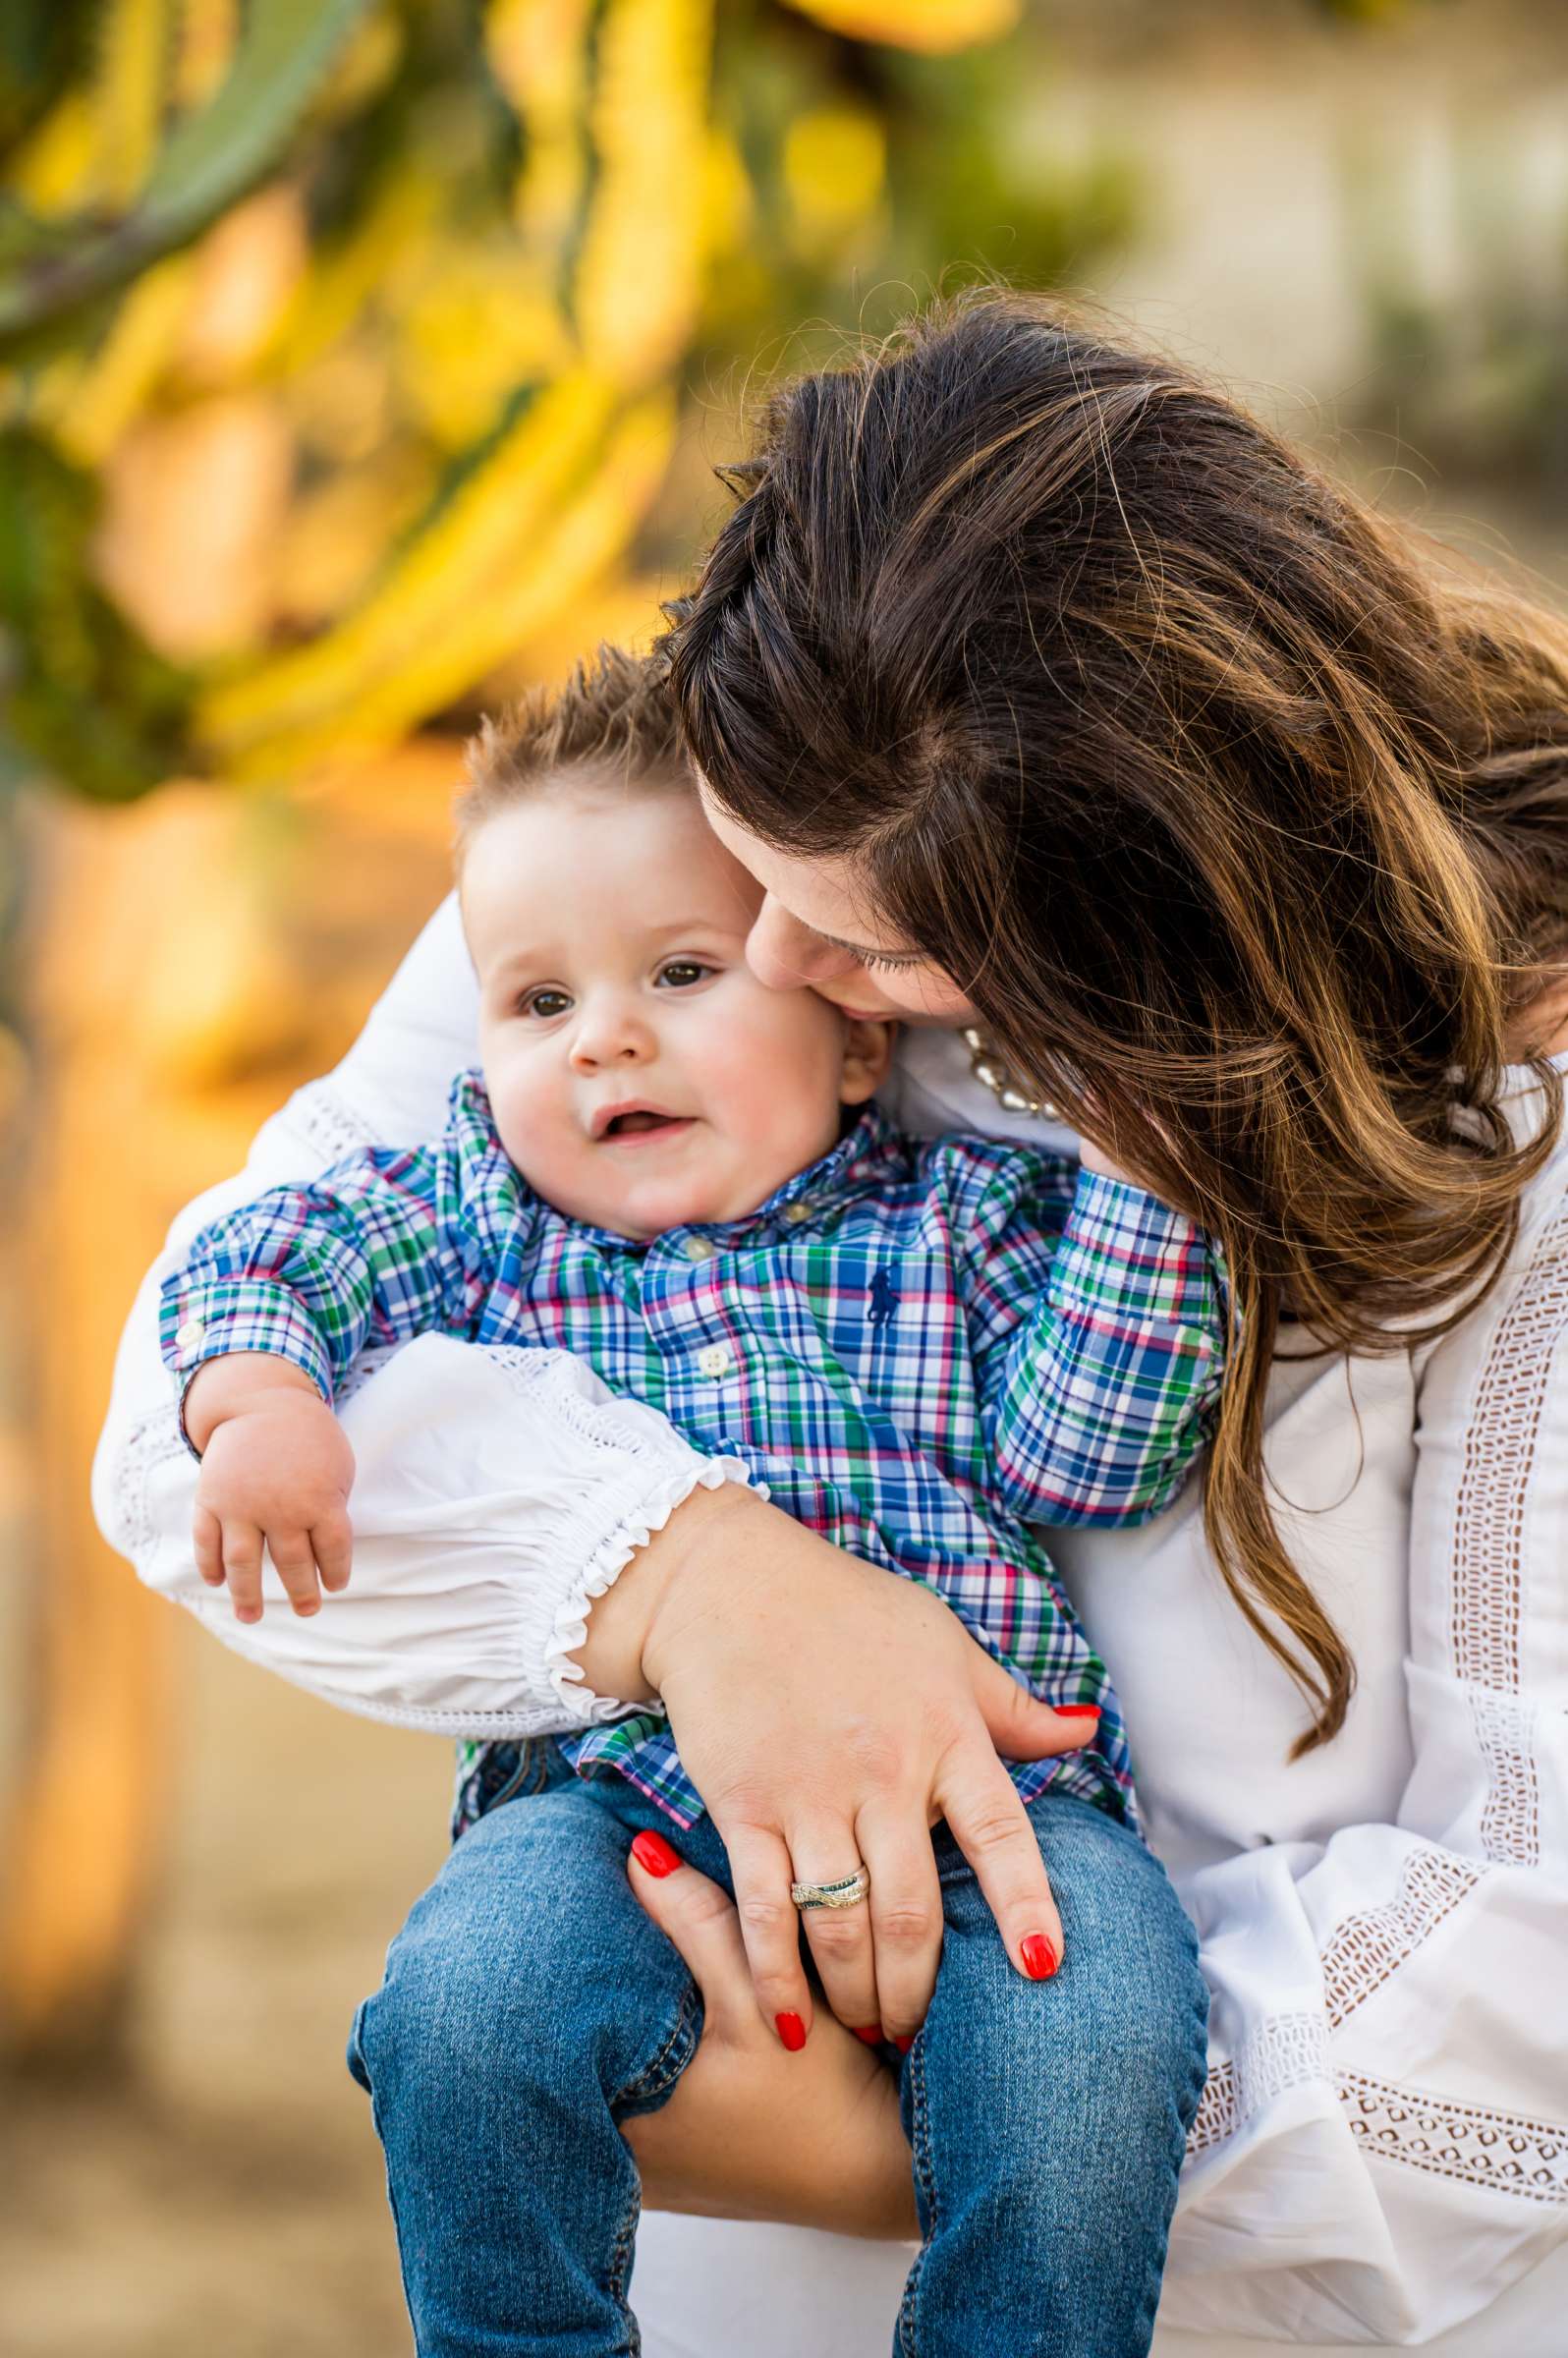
[857,948,920,974]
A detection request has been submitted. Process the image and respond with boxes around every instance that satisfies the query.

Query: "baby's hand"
[186,1359,356,1623]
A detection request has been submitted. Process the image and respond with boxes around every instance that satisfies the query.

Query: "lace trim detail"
[481,1344,711,1466]
[1340,2072,1568,2208]
[543,1456,755,1725]
[1320,1846,1485,2031]
[469,1344,762,1725]
[109,1409,189,1562]
[1187,2010,1328,2161]
[287,1077,381,1163]
[1190,1206,1568,2181]
[1450,1200,1568,1866]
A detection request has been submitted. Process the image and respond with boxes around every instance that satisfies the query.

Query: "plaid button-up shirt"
[161,1076,1226,1833]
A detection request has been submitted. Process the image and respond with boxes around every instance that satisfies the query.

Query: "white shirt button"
[682,1236,717,1263]
[174,1319,205,1355]
[697,1343,733,1379]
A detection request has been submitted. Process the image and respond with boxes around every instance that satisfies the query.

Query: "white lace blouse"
[92,893,1568,2353]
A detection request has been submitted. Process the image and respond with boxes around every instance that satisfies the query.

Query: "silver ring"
[790,1865,871,1912]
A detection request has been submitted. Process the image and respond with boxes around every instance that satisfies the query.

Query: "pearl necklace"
[961,1026,1061,1122]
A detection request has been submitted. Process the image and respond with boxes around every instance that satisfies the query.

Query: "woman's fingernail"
[775,2012,808,2052]
[894,2033,915,2055]
[1020,1933,1058,1981]
[853,2025,883,2047]
[1054,1704,1100,1718]
[630,1829,682,1880]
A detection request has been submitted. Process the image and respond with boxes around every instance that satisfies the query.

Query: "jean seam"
[896,2038,938,2357]
[610,1979,702,2117]
[604,2169,644,2358]
[349,2005,430,2358]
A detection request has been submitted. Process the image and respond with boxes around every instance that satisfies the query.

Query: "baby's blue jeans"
[348,1742,1206,2358]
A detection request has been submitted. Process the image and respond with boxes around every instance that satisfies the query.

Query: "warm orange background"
[5,4,1568,2350]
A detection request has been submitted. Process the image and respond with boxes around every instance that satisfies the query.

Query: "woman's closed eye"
[856,948,922,975]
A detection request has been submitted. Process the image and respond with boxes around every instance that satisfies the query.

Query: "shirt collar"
[729,1102,903,1242]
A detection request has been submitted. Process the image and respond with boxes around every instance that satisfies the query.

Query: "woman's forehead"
[696,778,904,953]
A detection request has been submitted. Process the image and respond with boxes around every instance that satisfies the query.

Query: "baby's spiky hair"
[456,645,691,855]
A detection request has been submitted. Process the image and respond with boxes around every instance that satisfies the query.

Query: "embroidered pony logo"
[868,1264,900,1334]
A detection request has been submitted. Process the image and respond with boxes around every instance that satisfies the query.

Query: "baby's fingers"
[311,1507,353,1596]
[194,1504,226,1589]
[267,1530,322,1618]
[221,1521,266,1623]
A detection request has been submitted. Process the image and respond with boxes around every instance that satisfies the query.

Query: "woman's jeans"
[349,1744,1207,2358]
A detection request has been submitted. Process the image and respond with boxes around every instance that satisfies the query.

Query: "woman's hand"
[621,1829,918,2238]
[574,1484,1094,2049]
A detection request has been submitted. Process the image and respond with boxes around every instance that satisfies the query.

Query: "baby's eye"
[520,985,573,1020]
[655,960,713,990]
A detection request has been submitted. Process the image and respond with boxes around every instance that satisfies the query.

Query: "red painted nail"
[1054,1704,1100,1718]
[894,2034,915,2055]
[853,2025,883,2047]
[775,2012,808,2052]
[1020,1933,1058,1981]
[630,1829,681,1880]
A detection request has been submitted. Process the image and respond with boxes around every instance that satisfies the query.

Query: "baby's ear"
[840,1018,897,1105]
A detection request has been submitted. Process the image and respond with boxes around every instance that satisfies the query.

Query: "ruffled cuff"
[542,1454,758,1726]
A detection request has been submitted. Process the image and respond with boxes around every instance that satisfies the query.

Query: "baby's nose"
[568,999,654,1070]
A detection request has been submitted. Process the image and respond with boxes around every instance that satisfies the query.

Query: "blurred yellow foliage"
[398,257,572,450]
[575,0,714,386]
[0,0,1045,811]
[172,0,242,109]
[97,392,294,658]
[9,94,99,216]
[179,185,310,386]
[93,0,170,206]
[783,106,887,248]
[780,0,1021,53]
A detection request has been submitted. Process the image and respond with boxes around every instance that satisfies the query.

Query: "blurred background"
[3,0,1568,2348]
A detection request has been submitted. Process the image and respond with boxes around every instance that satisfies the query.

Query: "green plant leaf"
[0,0,376,344]
[0,428,194,799]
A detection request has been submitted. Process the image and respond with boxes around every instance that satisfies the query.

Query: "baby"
[161,648,1217,2353]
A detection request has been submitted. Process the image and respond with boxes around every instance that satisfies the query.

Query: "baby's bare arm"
[185,1356,356,1622]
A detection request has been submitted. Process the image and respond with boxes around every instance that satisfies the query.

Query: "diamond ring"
[790,1865,871,1912]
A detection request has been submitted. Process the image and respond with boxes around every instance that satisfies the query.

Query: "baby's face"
[462,777,888,1240]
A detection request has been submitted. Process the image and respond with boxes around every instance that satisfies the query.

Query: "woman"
[96,294,1568,2352]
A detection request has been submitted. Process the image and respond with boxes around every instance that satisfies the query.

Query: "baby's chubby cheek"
[482,1071,575,1190]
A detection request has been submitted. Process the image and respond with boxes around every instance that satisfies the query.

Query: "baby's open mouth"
[593,1104,696,1144]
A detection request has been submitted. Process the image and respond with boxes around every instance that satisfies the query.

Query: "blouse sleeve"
[1157,1151,1568,2347]
[91,893,752,1736]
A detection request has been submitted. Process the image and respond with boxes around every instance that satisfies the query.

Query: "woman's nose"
[568,994,655,1071]
[746,896,860,991]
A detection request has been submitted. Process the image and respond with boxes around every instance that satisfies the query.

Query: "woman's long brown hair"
[665,291,1568,1756]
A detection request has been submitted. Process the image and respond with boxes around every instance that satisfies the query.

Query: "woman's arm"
[1147,1143,1568,2347]
[614,1110,1568,2344]
[93,896,752,1735]
[97,907,1088,2038]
